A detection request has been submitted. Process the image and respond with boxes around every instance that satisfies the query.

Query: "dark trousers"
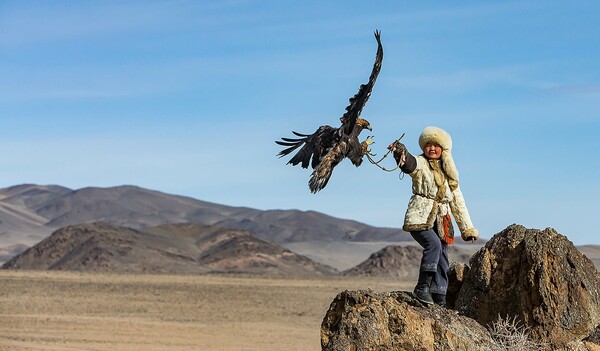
[410,228,449,295]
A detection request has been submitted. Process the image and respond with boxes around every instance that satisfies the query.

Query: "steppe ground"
[0,271,413,351]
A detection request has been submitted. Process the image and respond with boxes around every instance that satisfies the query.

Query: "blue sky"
[1,1,599,244]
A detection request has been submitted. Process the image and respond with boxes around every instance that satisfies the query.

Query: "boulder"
[456,224,600,349]
[447,261,469,310]
[321,289,498,351]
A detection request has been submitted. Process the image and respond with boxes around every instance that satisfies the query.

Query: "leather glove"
[388,141,407,166]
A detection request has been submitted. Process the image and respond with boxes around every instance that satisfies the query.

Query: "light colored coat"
[403,155,478,241]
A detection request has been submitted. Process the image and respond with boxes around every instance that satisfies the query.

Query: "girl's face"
[424,143,442,160]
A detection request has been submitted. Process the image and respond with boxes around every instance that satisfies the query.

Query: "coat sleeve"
[449,186,479,241]
[400,152,417,174]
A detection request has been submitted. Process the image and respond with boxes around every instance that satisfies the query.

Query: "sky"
[1,1,599,245]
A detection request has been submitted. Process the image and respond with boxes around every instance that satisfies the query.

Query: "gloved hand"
[388,140,407,165]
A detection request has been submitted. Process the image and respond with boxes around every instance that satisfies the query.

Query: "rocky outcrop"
[456,224,600,350]
[321,290,498,351]
[447,261,469,310]
[321,224,600,350]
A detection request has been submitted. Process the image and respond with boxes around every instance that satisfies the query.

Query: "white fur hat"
[419,126,453,151]
[419,126,459,187]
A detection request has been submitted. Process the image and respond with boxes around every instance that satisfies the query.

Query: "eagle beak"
[366,124,372,131]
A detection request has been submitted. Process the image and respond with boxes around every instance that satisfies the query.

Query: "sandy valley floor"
[0,271,412,351]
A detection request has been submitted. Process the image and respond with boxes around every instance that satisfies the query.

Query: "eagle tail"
[308,142,346,193]
[308,166,332,193]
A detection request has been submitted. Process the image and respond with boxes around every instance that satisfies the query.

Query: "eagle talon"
[361,135,375,155]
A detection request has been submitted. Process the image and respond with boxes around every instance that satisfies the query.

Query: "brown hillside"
[342,245,422,278]
[2,222,338,276]
[342,244,480,278]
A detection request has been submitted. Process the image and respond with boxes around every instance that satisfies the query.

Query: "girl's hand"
[388,141,406,165]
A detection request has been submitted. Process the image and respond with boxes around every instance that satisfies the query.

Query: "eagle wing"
[276,30,383,193]
[275,126,338,169]
[339,30,383,136]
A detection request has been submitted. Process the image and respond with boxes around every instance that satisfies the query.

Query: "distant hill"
[0,184,409,248]
[2,222,338,276]
[0,243,29,263]
[342,244,482,278]
[342,245,422,278]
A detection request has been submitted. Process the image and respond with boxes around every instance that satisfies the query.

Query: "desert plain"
[0,270,412,351]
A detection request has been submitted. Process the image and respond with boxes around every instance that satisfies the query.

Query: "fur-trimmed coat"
[401,154,478,242]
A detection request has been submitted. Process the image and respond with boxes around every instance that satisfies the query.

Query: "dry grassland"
[0,271,413,351]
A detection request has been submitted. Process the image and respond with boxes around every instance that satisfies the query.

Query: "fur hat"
[419,126,452,151]
[419,126,459,188]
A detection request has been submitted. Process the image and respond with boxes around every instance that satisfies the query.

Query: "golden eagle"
[276,30,383,193]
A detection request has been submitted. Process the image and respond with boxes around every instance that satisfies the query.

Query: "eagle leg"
[361,135,375,156]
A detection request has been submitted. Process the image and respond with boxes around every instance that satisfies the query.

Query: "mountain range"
[2,183,596,275]
[0,183,416,269]
[0,184,408,249]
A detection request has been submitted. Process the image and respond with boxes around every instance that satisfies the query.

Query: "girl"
[389,126,478,307]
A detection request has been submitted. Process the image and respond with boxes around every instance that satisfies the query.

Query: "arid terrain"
[0,270,411,351]
[1,184,599,350]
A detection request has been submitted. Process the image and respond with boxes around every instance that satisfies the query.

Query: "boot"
[432,293,446,308]
[413,272,434,305]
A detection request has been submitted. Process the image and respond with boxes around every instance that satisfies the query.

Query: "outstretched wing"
[340,30,383,136]
[275,126,338,169]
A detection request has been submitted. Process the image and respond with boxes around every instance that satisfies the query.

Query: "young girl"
[389,126,478,307]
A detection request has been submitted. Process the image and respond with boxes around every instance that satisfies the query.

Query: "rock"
[321,289,498,351]
[584,341,600,351]
[585,325,600,348]
[455,224,600,349]
[447,261,469,310]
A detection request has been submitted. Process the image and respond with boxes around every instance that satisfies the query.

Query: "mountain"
[0,243,29,263]
[2,222,338,276]
[0,184,70,247]
[577,245,600,269]
[0,184,408,249]
[342,244,482,278]
[342,245,423,278]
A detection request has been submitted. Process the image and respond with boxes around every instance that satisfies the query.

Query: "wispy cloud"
[0,1,255,45]
[390,65,529,92]
[531,82,600,98]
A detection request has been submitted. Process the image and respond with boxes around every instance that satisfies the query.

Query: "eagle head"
[356,118,372,132]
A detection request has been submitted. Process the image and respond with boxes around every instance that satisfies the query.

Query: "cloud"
[390,65,529,92]
[0,1,253,45]
[532,82,600,98]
